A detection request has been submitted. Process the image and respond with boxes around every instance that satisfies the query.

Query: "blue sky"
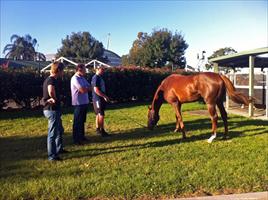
[1,0,267,67]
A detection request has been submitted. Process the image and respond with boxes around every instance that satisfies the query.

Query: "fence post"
[226,74,230,110]
[213,63,219,73]
[249,56,255,117]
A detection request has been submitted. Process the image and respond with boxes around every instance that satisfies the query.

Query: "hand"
[104,96,110,103]
[47,98,56,104]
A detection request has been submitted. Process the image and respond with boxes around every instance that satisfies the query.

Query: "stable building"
[209,47,268,119]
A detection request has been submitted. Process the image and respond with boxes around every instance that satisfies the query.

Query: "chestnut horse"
[147,72,250,143]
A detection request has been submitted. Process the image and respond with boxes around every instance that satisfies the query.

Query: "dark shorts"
[93,99,106,116]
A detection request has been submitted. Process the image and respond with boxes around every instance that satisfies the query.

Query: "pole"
[36,44,39,72]
[249,56,255,117]
[107,33,110,50]
[213,63,219,73]
[38,52,41,74]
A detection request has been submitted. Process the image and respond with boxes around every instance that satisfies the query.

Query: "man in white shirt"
[70,64,91,145]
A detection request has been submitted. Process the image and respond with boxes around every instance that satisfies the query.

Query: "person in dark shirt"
[43,61,66,161]
[91,65,111,137]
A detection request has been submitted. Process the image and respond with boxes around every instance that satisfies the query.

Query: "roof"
[103,49,121,66]
[104,49,121,59]
[40,56,78,72]
[209,47,268,68]
[85,59,111,68]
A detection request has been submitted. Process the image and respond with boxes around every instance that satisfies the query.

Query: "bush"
[102,67,170,102]
[0,67,192,110]
[0,69,43,109]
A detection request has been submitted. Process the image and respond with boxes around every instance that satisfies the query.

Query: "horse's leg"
[217,101,228,139]
[207,103,218,143]
[174,115,181,132]
[172,102,186,139]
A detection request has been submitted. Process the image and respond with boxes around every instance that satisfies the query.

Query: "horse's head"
[147,106,159,130]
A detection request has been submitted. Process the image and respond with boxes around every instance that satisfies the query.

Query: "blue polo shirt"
[91,74,106,102]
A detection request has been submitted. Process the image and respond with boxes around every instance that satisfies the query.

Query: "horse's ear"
[148,106,152,110]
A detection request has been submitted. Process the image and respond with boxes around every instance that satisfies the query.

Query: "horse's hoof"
[207,139,213,143]
[207,135,216,143]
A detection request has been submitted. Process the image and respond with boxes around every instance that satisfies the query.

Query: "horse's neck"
[152,88,164,114]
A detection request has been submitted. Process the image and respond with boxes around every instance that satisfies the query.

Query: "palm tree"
[35,52,46,61]
[3,34,46,61]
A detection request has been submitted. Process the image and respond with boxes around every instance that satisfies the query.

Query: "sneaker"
[81,137,89,141]
[59,149,69,154]
[101,129,111,137]
[96,128,102,135]
[49,157,62,161]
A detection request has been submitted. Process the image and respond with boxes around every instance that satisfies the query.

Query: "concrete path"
[176,191,268,200]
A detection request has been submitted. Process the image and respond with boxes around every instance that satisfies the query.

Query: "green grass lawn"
[0,102,267,200]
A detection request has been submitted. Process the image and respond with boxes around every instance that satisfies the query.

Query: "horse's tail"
[220,74,250,106]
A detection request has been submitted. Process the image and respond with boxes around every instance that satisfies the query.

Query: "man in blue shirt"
[71,64,91,144]
[91,65,111,137]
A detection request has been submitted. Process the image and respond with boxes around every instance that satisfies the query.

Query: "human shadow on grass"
[100,114,267,142]
[0,133,75,176]
[67,116,267,160]
[67,137,184,160]
[0,134,46,178]
[1,115,266,176]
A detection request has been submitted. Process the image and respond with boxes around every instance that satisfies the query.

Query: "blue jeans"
[43,110,64,160]
[73,105,88,143]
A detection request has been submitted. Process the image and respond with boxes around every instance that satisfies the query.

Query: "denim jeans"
[73,104,88,143]
[43,110,64,160]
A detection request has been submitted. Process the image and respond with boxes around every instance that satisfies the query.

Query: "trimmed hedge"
[0,67,191,109]
[0,69,43,109]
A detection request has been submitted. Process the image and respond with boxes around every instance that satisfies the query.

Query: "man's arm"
[47,85,56,104]
[94,87,109,102]
[78,86,91,94]
[72,77,91,94]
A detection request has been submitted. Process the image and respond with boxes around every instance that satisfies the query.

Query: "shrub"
[0,67,192,110]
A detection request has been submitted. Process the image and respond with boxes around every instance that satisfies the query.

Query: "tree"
[206,47,237,70]
[57,32,107,63]
[208,47,237,59]
[36,52,46,61]
[127,32,148,66]
[3,34,46,61]
[127,29,188,68]
[121,55,130,66]
[168,33,188,68]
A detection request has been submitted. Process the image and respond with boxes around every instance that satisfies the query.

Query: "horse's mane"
[151,83,164,111]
